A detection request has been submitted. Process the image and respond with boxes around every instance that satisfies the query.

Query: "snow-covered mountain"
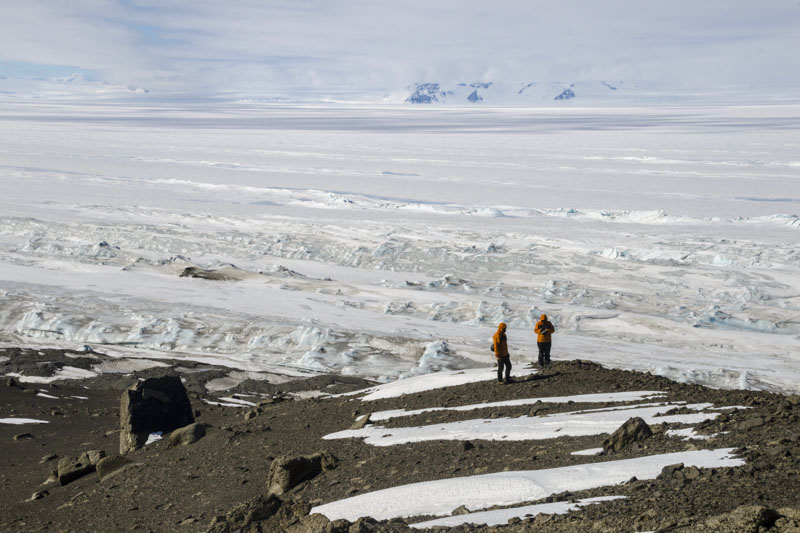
[395,81,631,105]
[0,73,150,99]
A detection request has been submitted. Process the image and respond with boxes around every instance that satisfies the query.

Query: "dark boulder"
[602,417,652,453]
[119,375,194,454]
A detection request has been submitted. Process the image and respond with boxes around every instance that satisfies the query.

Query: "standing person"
[535,314,555,368]
[493,322,512,384]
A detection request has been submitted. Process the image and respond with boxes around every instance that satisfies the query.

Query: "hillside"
[2,346,799,532]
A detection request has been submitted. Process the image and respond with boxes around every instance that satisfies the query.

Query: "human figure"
[493,322,512,384]
[534,314,555,367]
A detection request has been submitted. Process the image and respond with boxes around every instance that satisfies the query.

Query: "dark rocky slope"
[1,347,799,532]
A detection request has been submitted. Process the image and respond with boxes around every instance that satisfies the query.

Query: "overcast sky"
[2,1,800,94]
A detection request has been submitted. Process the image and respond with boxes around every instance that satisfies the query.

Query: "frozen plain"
[1,99,799,393]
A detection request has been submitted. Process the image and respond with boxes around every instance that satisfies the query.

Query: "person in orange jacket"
[534,314,555,367]
[493,322,512,384]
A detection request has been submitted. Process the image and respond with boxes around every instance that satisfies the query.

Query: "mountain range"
[398,81,629,104]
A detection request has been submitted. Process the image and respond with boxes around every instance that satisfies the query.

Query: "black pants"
[497,356,511,382]
[537,342,552,366]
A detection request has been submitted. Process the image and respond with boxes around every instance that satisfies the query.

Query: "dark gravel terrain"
[1,347,799,532]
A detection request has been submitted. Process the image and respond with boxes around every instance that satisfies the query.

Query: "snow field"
[1,101,799,395]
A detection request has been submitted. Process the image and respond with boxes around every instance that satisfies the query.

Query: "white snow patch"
[412,496,624,528]
[666,427,713,441]
[93,358,171,374]
[5,367,99,384]
[370,391,666,421]
[349,367,537,402]
[311,448,743,522]
[1,418,49,424]
[324,403,717,446]
[571,448,604,456]
[218,397,257,407]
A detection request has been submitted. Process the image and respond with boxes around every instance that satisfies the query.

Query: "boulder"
[268,452,338,497]
[179,266,245,281]
[58,450,106,485]
[167,422,207,448]
[658,463,685,480]
[4,377,22,388]
[602,417,652,453]
[738,416,766,431]
[39,453,58,464]
[96,455,135,481]
[28,490,48,501]
[350,413,371,430]
[348,517,381,533]
[119,375,194,454]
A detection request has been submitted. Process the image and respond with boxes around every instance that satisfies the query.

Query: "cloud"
[2,0,799,94]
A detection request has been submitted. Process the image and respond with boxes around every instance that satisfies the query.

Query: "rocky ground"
[1,346,799,532]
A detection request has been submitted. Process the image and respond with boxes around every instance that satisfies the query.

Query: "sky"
[2,1,800,96]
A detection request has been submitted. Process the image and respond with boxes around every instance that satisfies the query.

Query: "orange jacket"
[535,314,555,342]
[493,322,509,358]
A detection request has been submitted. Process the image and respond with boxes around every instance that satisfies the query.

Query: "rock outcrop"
[602,416,652,453]
[119,375,194,454]
[267,452,338,497]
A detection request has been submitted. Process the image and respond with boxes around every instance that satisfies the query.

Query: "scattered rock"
[28,490,48,501]
[602,417,652,453]
[738,416,766,431]
[119,374,194,454]
[268,452,338,497]
[39,453,58,464]
[691,505,781,532]
[57,450,106,485]
[167,422,207,448]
